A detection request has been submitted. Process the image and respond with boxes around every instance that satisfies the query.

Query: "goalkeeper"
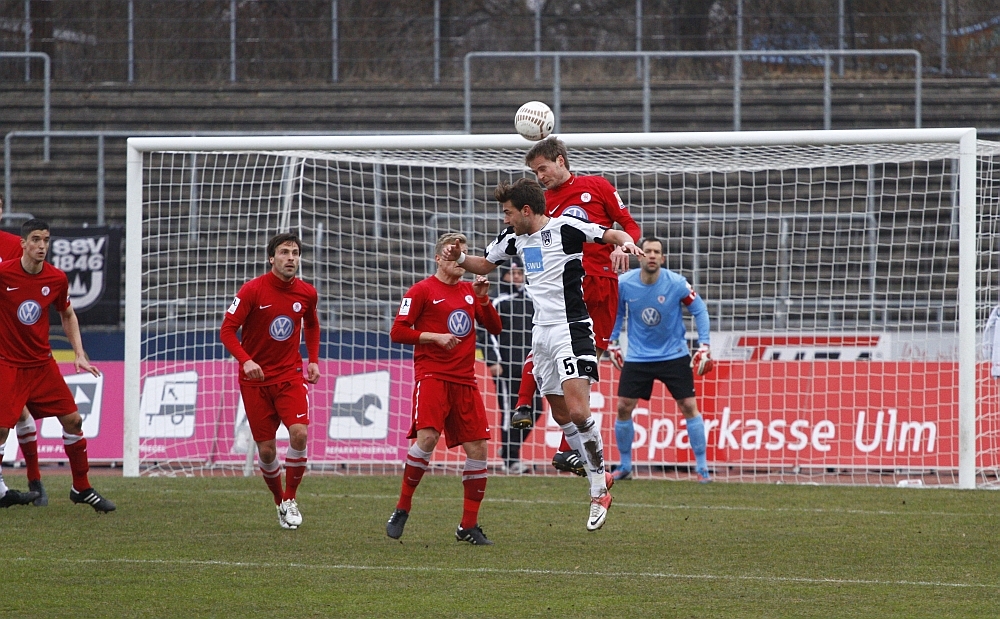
[608,237,713,482]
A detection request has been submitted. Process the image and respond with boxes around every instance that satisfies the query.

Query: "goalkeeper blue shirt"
[610,267,710,362]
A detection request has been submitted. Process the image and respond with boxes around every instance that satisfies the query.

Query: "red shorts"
[239,379,310,442]
[0,359,77,428]
[583,274,619,351]
[408,378,490,449]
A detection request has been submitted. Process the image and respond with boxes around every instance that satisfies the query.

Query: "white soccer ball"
[514,101,555,142]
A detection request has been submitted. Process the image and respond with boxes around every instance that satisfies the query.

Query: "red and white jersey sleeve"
[220,271,319,386]
[0,230,22,262]
[544,174,642,279]
[0,260,70,366]
[392,276,486,386]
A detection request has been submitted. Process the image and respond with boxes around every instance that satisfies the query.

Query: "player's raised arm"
[440,240,497,276]
[600,229,644,257]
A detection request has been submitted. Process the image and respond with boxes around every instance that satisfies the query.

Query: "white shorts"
[531,321,599,396]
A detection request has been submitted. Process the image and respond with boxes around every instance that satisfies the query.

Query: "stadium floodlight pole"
[123,128,983,483]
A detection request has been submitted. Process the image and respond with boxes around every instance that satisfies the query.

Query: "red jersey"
[0,230,21,262]
[544,174,642,279]
[219,271,320,386]
[0,259,70,366]
[391,276,501,386]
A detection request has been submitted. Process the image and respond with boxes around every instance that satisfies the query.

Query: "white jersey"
[485,215,608,326]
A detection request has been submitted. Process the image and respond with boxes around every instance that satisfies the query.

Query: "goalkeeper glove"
[607,341,625,371]
[691,344,713,376]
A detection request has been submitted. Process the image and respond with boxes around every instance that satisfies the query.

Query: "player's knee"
[59,412,83,434]
[463,439,488,461]
[678,398,699,419]
[257,442,277,463]
[288,425,308,448]
[617,398,638,421]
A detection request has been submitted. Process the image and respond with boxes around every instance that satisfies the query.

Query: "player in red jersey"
[0,198,48,507]
[385,232,502,545]
[220,233,320,530]
[513,136,644,476]
[0,219,114,512]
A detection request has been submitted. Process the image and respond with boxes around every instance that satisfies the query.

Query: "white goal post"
[123,129,1000,488]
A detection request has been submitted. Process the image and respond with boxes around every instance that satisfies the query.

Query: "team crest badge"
[465,295,474,304]
[292,302,302,312]
[581,192,592,202]
[42,286,50,296]
[541,230,552,247]
[657,295,665,304]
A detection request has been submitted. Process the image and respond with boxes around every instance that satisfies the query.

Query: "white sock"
[0,445,7,496]
[576,417,607,496]
[559,422,585,455]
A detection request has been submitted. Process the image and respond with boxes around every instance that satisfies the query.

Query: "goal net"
[125,130,1000,488]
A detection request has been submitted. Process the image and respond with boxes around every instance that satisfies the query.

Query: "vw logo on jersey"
[563,205,588,220]
[641,306,662,327]
[17,300,42,325]
[447,309,473,337]
[269,315,295,341]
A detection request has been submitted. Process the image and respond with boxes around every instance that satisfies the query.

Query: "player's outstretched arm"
[58,306,101,377]
[440,240,497,276]
[601,229,644,257]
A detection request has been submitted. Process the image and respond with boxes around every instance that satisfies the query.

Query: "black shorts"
[617,357,695,401]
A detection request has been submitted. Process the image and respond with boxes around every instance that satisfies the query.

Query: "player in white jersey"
[443,178,643,531]
[608,237,714,482]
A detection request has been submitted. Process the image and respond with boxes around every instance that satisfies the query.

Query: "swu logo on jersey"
[522,247,543,273]
[17,300,42,325]
[269,315,294,341]
[641,307,662,326]
[448,309,472,337]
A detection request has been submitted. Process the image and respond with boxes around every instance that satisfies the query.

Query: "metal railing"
[464,49,922,133]
[0,52,51,160]
[3,129,463,224]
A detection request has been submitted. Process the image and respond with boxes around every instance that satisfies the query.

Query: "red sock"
[282,458,306,501]
[558,435,571,451]
[18,433,40,483]
[63,436,90,491]
[397,462,426,513]
[515,355,537,409]
[461,466,488,529]
[260,465,283,505]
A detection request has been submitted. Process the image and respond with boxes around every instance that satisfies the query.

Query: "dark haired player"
[0,219,114,512]
[220,233,320,530]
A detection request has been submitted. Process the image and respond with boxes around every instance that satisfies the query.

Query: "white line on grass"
[128,488,989,517]
[14,557,997,590]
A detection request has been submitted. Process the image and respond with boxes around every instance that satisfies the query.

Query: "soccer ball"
[514,101,555,142]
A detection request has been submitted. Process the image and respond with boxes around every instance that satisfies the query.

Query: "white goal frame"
[123,128,980,486]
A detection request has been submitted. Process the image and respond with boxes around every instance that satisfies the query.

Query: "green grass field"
[3,472,998,618]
